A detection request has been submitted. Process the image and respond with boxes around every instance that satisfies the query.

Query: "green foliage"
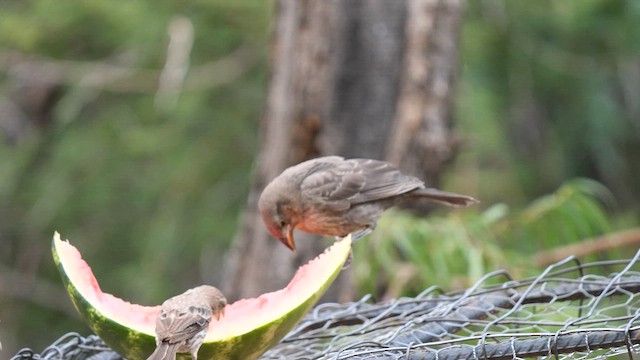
[0,0,272,353]
[0,0,269,59]
[458,0,640,209]
[353,179,616,299]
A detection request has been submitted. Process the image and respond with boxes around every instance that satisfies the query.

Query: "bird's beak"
[215,307,225,320]
[279,224,296,251]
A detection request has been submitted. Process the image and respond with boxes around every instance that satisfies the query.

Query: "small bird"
[147,285,227,360]
[259,156,478,251]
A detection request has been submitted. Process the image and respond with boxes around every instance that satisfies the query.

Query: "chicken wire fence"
[12,249,640,360]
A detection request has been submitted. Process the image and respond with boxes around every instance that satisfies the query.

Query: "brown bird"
[147,285,227,360]
[259,156,478,251]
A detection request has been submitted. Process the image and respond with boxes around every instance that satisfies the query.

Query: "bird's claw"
[341,227,372,269]
[342,248,353,270]
[351,226,374,242]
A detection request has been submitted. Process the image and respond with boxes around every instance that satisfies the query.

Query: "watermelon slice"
[52,232,351,360]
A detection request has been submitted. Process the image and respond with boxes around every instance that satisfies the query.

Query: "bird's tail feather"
[146,343,178,360]
[412,188,478,207]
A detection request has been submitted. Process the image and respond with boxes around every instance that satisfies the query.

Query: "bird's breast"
[296,205,372,237]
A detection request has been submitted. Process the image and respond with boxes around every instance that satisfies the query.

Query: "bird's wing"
[299,158,363,211]
[347,159,424,204]
[155,305,212,344]
[300,158,423,207]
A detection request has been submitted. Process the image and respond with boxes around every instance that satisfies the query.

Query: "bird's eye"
[280,221,286,228]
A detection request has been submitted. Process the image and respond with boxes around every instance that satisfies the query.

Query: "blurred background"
[1,0,639,355]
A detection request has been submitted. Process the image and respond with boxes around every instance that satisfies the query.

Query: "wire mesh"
[10,332,117,360]
[12,250,640,360]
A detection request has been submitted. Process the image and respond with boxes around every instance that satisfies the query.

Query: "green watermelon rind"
[53,247,158,359]
[52,235,350,360]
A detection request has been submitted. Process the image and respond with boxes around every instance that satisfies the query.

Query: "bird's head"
[258,181,298,251]
[196,285,227,320]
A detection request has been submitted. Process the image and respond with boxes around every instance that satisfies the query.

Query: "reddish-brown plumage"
[146,285,226,360]
[258,156,478,251]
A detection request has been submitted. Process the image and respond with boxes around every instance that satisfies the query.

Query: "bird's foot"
[342,248,354,270]
[339,228,371,269]
[351,226,374,242]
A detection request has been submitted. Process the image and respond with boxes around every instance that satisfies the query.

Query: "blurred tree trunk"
[223,0,465,302]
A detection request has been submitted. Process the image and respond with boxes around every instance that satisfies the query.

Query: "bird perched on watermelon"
[259,156,478,251]
[147,285,226,360]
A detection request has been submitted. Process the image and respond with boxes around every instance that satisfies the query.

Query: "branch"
[155,16,194,111]
[0,43,261,93]
[534,228,640,266]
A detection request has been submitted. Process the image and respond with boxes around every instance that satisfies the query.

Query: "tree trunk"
[222,0,465,302]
